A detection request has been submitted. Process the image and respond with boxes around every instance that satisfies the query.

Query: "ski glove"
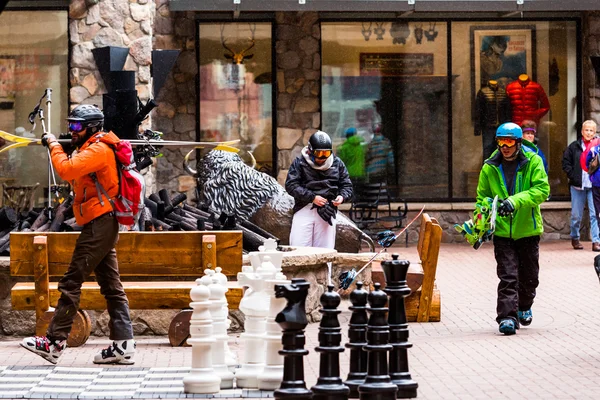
[312,202,337,226]
[377,230,397,248]
[498,199,515,217]
[41,133,57,148]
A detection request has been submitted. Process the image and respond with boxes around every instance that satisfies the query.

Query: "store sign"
[359,53,434,76]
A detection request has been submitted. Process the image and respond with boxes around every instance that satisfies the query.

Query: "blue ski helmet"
[496,123,523,140]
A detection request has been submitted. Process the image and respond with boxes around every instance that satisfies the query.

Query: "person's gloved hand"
[312,202,337,225]
[41,133,57,148]
[498,199,515,217]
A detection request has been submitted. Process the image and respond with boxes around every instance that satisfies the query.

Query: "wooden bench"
[369,212,442,322]
[414,213,442,322]
[10,231,244,347]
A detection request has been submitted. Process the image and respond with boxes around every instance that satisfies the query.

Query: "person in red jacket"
[505,74,550,126]
[20,105,136,365]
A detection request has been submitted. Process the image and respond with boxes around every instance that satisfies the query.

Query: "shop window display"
[452,21,578,199]
[198,23,273,174]
[322,22,449,199]
[0,11,68,207]
[323,20,578,201]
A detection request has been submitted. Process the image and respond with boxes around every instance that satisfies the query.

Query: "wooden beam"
[32,236,49,336]
[417,219,442,322]
[12,281,243,311]
[10,231,243,277]
[202,235,217,273]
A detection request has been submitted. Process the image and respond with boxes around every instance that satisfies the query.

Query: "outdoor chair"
[349,182,409,246]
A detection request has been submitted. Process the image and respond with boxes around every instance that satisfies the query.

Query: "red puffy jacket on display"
[505,76,550,125]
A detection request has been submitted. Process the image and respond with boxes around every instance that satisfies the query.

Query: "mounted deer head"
[221,23,256,65]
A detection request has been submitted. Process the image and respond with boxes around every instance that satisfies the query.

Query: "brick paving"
[1,240,600,399]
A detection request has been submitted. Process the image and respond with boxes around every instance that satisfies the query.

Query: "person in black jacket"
[475,80,512,160]
[285,130,353,249]
[562,121,600,251]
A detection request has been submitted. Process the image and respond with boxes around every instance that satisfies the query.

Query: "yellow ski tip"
[214,144,240,153]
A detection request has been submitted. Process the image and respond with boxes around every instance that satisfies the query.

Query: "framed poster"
[0,57,15,106]
[470,25,536,105]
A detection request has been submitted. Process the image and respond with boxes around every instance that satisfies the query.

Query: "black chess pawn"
[382,255,418,398]
[358,283,398,400]
[274,278,312,400]
[344,281,369,398]
[311,285,350,400]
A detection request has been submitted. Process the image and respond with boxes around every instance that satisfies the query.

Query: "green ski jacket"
[476,149,549,240]
[337,135,366,179]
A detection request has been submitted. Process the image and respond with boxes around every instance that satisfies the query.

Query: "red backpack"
[90,137,145,228]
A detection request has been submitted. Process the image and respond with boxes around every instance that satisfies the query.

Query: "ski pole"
[338,205,425,290]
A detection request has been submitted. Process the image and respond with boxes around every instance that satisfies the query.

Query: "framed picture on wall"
[470,25,536,116]
[0,57,15,107]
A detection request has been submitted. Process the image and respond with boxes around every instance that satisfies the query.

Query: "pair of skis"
[0,130,240,155]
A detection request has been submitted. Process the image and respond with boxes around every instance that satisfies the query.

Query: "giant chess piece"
[183,277,221,393]
[311,285,350,400]
[382,255,418,398]
[235,263,271,387]
[344,281,369,398]
[257,258,290,390]
[274,278,312,400]
[358,283,398,400]
[212,266,237,370]
[206,269,235,388]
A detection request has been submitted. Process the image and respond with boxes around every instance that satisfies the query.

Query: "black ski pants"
[493,235,540,326]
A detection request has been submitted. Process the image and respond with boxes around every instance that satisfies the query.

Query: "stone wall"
[274,12,322,186]
[399,208,572,244]
[69,0,157,189]
[153,2,198,198]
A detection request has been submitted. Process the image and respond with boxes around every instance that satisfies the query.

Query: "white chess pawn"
[206,269,235,389]
[183,277,221,394]
[213,267,238,370]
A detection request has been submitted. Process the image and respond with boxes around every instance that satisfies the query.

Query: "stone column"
[69,0,156,191]
[274,12,322,185]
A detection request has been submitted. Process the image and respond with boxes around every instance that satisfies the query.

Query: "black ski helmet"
[67,104,104,135]
[308,130,332,152]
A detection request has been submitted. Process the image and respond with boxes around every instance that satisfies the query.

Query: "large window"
[198,22,273,174]
[322,21,449,199]
[0,11,68,206]
[451,20,578,199]
[322,19,579,201]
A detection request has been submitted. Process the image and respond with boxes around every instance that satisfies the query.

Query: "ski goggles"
[496,138,517,148]
[312,149,332,158]
[68,121,84,132]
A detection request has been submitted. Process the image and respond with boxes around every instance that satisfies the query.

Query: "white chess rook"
[235,266,269,388]
[206,269,235,389]
[183,278,221,394]
[236,246,282,388]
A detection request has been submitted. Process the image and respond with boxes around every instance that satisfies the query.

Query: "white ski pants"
[289,203,337,249]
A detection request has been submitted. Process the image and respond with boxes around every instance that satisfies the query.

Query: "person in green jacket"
[337,127,366,186]
[476,122,549,336]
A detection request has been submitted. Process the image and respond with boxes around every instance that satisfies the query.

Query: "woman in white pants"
[285,131,353,249]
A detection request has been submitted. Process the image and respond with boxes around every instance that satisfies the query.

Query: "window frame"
[319,15,582,202]
[195,15,278,177]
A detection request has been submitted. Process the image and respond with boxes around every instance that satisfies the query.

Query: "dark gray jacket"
[285,156,353,214]
[562,139,583,188]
